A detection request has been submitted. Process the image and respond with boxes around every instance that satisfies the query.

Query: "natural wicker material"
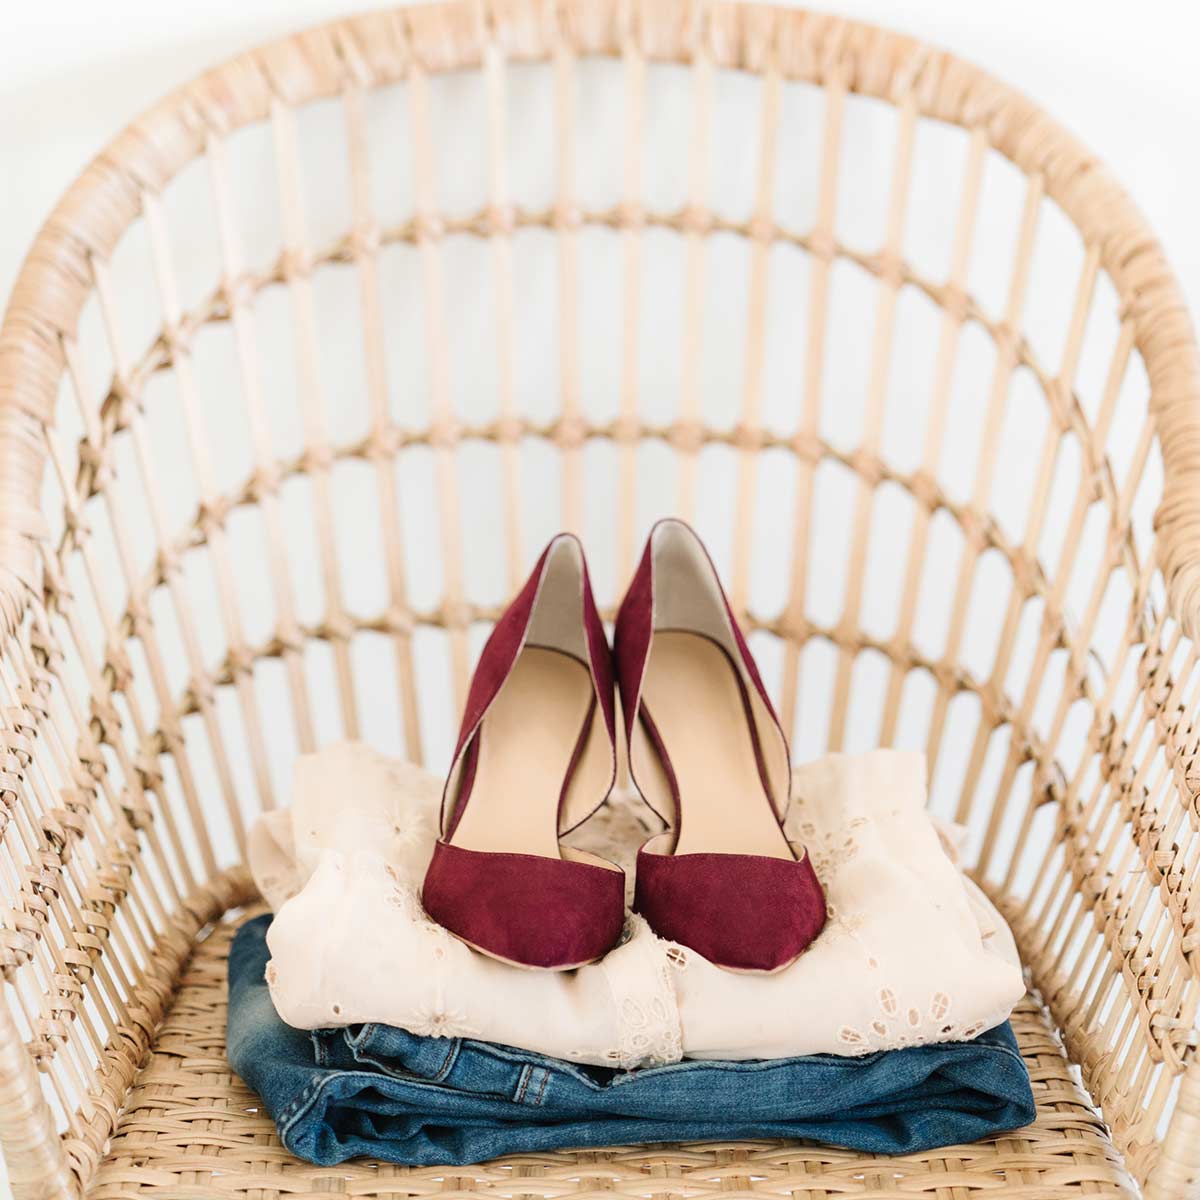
[90,889,1141,1198]
[1,0,1199,1197]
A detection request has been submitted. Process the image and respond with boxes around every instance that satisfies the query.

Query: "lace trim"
[835,986,1003,1054]
[795,813,868,877]
[585,916,684,1069]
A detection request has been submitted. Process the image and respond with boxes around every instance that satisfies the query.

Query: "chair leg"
[0,992,75,1200]
[1144,1059,1200,1199]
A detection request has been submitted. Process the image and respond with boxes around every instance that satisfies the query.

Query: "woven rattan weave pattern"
[2,0,1200,1196]
[88,892,1138,1199]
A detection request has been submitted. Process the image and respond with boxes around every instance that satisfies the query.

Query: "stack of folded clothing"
[229,741,1035,1167]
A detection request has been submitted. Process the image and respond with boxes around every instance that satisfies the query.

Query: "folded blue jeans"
[227,914,1035,1167]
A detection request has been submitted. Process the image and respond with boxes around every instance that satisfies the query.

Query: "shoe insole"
[641,631,793,859]
[450,646,596,860]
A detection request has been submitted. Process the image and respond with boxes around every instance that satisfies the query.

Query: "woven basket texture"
[1,2,1199,1196]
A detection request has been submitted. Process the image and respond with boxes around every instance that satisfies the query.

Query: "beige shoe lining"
[449,647,618,871]
[638,631,793,859]
[644,523,790,815]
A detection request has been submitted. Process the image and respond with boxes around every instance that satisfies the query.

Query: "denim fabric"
[228,914,1035,1167]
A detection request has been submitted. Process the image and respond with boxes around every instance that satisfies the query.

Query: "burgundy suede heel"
[614,518,826,973]
[421,534,624,970]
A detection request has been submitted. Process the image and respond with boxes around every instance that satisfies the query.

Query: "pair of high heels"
[421,519,827,974]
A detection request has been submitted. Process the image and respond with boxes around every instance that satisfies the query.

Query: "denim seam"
[511,1066,550,1106]
[346,1027,461,1082]
[277,1079,321,1144]
[285,1064,538,1118]
[344,1023,372,1049]
[450,1036,606,1089]
[433,1039,460,1081]
[968,1042,1027,1070]
[599,1041,1026,1087]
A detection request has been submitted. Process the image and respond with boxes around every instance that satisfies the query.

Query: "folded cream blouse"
[250,743,1025,1068]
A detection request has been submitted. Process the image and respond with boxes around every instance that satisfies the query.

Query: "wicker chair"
[2,1,1199,1195]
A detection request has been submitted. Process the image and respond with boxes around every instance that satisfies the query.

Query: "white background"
[3,0,1198,313]
[1,2,1198,1193]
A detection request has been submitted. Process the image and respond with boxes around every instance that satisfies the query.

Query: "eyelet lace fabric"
[251,742,1025,1067]
[584,915,683,1068]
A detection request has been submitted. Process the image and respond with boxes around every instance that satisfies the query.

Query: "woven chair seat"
[78,876,1137,1200]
